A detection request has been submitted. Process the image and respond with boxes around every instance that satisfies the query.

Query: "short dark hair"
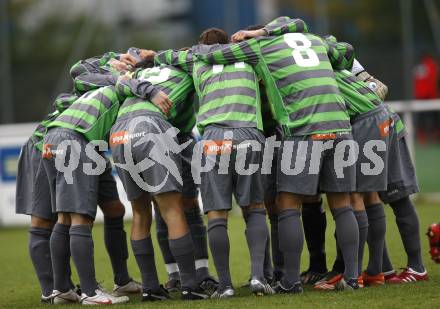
[135,58,154,69]
[199,28,229,45]
[246,24,264,31]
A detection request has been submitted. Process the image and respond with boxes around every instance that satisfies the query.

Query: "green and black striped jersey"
[48,85,124,142]
[32,110,61,152]
[31,93,79,151]
[260,86,279,134]
[335,70,382,118]
[117,64,196,134]
[70,52,120,94]
[155,49,263,135]
[53,93,79,113]
[322,36,381,118]
[194,17,353,137]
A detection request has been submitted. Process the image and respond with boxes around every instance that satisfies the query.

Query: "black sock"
[332,231,345,273]
[278,209,303,287]
[263,233,274,280]
[169,233,197,290]
[269,214,284,276]
[389,197,425,272]
[185,207,209,282]
[104,216,130,286]
[29,227,53,296]
[366,203,386,275]
[354,210,369,276]
[331,207,359,281]
[70,225,97,296]
[245,209,269,279]
[208,218,232,288]
[382,241,394,273]
[155,211,177,277]
[131,237,160,291]
[50,223,72,293]
[302,199,327,273]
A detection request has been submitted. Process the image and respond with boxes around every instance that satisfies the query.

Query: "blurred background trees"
[0,0,438,123]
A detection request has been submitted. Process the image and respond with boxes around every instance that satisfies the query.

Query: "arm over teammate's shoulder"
[352,58,389,100]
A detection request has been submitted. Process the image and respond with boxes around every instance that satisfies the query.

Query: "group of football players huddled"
[16,16,433,305]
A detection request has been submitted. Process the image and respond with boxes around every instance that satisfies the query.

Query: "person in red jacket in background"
[414,53,440,143]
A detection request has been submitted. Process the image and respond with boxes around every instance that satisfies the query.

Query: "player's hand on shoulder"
[119,53,137,68]
[231,29,266,42]
[151,90,172,115]
[139,49,157,61]
[109,59,130,73]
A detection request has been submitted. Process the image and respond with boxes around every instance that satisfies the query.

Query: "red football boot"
[427,223,440,263]
[387,268,428,284]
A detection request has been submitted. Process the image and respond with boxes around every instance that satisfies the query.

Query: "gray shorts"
[178,133,199,198]
[15,137,55,221]
[351,105,391,192]
[200,126,266,213]
[277,132,356,195]
[110,114,182,201]
[263,126,283,202]
[379,134,419,204]
[42,128,104,219]
[98,157,120,204]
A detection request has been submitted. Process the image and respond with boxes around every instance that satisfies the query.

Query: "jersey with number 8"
[284,33,320,67]
[194,17,353,136]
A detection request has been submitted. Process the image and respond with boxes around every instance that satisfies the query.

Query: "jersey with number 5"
[117,64,196,134]
[194,21,352,136]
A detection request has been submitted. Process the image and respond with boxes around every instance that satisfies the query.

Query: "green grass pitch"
[1,202,439,308]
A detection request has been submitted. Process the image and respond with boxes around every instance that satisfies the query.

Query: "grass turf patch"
[0,202,439,308]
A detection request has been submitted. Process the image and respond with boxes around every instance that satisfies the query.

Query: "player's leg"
[262,127,283,284]
[97,160,140,295]
[263,199,277,282]
[100,199,141,295]
[155,191,207,299]
[47,129,127,305]
[243,203,272,295]
[183,198,217,290]
[50,213,79,303]
[233,129,272,295]
[129,193,168,301]
[29,216,55,300]
[154,203,180,290]
[41,134,78,304]
[275,135,318,294]
[350,193,368,286]
[110,124,169,302]
[17,140,58,301]
[301,194,327,284]
[363,192,386,285]
[389,196,426,276]
[381,241,397,280]
[179,133,216,288]
[322,133,359,290]
[207,210,233,298]
[275,192,304,293]
[69,213,98,298]
[263,149,280,283]
[352,105,390,286]
[200,128,235,298]
[326,193,359,290]
[380,127,426,282]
